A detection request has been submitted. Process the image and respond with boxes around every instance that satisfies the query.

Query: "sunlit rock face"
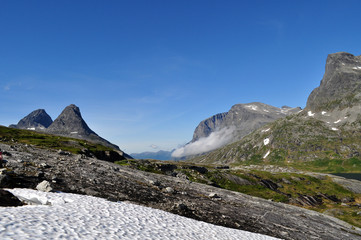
[306,52,361,112]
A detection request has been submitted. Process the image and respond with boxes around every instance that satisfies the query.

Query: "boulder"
[36,180,52,192]
[0,189,24,207]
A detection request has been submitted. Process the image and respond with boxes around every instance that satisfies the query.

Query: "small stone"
[176,203,188,210]
[0,168,7,175]
[39,163,50,168]
[36,180,53,192]
[282,178,292,184]
[58,150,70,156]
[149,180,161,186]
[176,172,189,180]
[209,192,220,198]
[165,187,175,193]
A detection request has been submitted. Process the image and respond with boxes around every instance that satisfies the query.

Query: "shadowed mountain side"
[9,109,53,130]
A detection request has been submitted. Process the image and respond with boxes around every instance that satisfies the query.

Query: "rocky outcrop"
[1,142,361,240]
[0,189,24,207]
[307,52,361,112]
[9,109,53,130]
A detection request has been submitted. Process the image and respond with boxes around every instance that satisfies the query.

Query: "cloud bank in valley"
[172,127,236,158]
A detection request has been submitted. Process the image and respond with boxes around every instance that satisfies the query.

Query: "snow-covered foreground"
[0,188,279,240]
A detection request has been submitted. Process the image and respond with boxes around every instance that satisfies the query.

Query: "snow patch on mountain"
[245,104,259,111]
[263,150,271,159]
[261,128,271,133]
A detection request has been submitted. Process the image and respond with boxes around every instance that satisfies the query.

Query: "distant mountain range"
[190,52,361,172]
[10,104,131,159]
[130,150,175,160]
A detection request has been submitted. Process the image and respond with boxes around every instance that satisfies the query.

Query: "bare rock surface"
[307,52,361,112]
[1,142,361,240]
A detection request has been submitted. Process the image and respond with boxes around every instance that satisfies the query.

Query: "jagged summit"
[306,52,361,112]
[10,109,53,130]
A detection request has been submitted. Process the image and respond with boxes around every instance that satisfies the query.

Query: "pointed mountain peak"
[47,104,96,136]
[46,104,120,150]
[10,109,53,130]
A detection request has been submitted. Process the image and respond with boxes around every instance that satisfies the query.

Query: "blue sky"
[1,0,361,153]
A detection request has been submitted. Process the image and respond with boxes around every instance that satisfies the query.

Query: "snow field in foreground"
[1,188,279,240]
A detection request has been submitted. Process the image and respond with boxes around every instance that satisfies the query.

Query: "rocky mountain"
[173,103,300,158]
[47,104,127,152]
[131,150,174,160]
[192,103,301,143]
[191,52,361,171]
[9,109,53,130]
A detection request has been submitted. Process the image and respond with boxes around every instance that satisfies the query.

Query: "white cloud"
[172,127,236,158]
